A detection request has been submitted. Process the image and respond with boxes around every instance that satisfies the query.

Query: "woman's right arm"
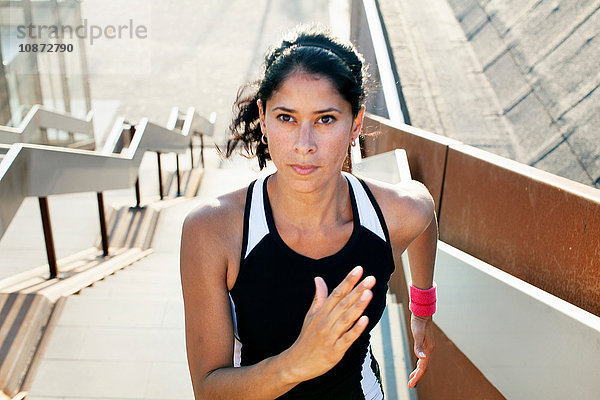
[180,201,375,399]
[180,202,297,399]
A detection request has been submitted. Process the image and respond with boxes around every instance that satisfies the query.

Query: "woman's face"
[258,71,364,192]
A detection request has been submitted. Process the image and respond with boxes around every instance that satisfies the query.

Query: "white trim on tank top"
[245,176,270,259]
[342,172,386,241]
[244,173,386,259]
[361,346,385,399]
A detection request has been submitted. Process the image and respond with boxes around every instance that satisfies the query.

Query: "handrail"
[166,106,217,169]
[350,0,407,124]
[180,107,216,137]
[0,115,209,240]
[361,0,404,124]
[0,104,95,145]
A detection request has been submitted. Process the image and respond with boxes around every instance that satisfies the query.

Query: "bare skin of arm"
[406,212,437,388]
[180,189,377,399]
[361,177,437,389]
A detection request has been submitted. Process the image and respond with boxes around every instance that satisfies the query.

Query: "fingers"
[329,275,376,334]
[307,276,329,316]
[321,266,365,314]
[308,266,375,340]
[408,352,430,388]
[334,315,369,353]
[408,359,425,388]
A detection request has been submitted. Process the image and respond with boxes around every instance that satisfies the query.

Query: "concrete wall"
[447,0,600,188]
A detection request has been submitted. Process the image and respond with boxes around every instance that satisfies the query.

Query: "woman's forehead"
[268,72,351,112]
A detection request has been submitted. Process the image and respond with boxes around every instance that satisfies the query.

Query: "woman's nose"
[294,122,317,154]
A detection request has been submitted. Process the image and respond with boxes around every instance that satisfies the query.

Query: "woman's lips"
[290,164,318,175]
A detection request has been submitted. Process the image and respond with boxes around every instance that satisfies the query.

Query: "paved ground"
[377,0,519,160]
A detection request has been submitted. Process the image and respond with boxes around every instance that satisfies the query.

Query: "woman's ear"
[257,99,266,136]
[351,106,366,141]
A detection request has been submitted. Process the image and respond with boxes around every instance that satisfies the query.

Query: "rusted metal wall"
[417,324,506,400]
[363,112,600,316]
[439,144,600,316]
[364,112,600,399]
[361,114,459,217]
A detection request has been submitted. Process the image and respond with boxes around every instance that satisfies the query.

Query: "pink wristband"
[409,281,437,317]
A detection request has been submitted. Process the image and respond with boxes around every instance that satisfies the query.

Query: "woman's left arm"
[406,207,437,389]
[364,178,438,388]
[407,209,437,290]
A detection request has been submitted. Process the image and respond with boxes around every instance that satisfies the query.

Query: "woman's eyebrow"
[314,107,341,114]
[271,106,295,113]
[271,106,342,114]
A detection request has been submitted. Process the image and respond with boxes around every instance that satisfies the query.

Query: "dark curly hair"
[225,24,368,170]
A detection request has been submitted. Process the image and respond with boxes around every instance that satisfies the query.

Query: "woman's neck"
[267,172,351,232]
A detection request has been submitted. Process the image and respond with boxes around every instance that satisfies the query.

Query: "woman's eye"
[318,115,336,124]
[277,114,293,123]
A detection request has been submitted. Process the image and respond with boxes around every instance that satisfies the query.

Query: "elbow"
[191,368,222,399]
[191,372,210,400]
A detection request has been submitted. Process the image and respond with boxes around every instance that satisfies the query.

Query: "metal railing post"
[176,154,181,197]
[134,177,141,207]
[128,124,142,207]
[190,140,194,168]
[97,192,109,256]
[200,133,205,168]
[157,151,164,200]
[38,197,58,278]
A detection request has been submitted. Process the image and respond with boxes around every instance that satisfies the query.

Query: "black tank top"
[229,172,395,399]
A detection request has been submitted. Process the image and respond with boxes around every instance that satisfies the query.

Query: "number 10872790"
[19,43,74,52]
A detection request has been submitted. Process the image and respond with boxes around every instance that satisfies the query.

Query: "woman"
[180,26,437,399]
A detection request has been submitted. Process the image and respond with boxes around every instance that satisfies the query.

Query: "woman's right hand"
[281,266,376,383]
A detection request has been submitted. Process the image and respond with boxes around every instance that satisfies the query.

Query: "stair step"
[75,286,182,300]
[99,268,181,284]
[0,293,57,397]
[55,295,183,329]
[78,280,181,298]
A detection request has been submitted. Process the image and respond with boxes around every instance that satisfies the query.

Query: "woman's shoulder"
[181,185,249,252]
[180,185,250,290]
[358,175,435,243]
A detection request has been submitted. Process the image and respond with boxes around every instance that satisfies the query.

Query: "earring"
[351,137,357,147]
[261,134,268,145]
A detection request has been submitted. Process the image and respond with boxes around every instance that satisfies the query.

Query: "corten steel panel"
[416,324,506,400]
[439,144,600,316]
[361,113,460,216]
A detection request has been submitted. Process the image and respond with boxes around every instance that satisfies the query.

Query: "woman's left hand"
[408,314,435,389]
